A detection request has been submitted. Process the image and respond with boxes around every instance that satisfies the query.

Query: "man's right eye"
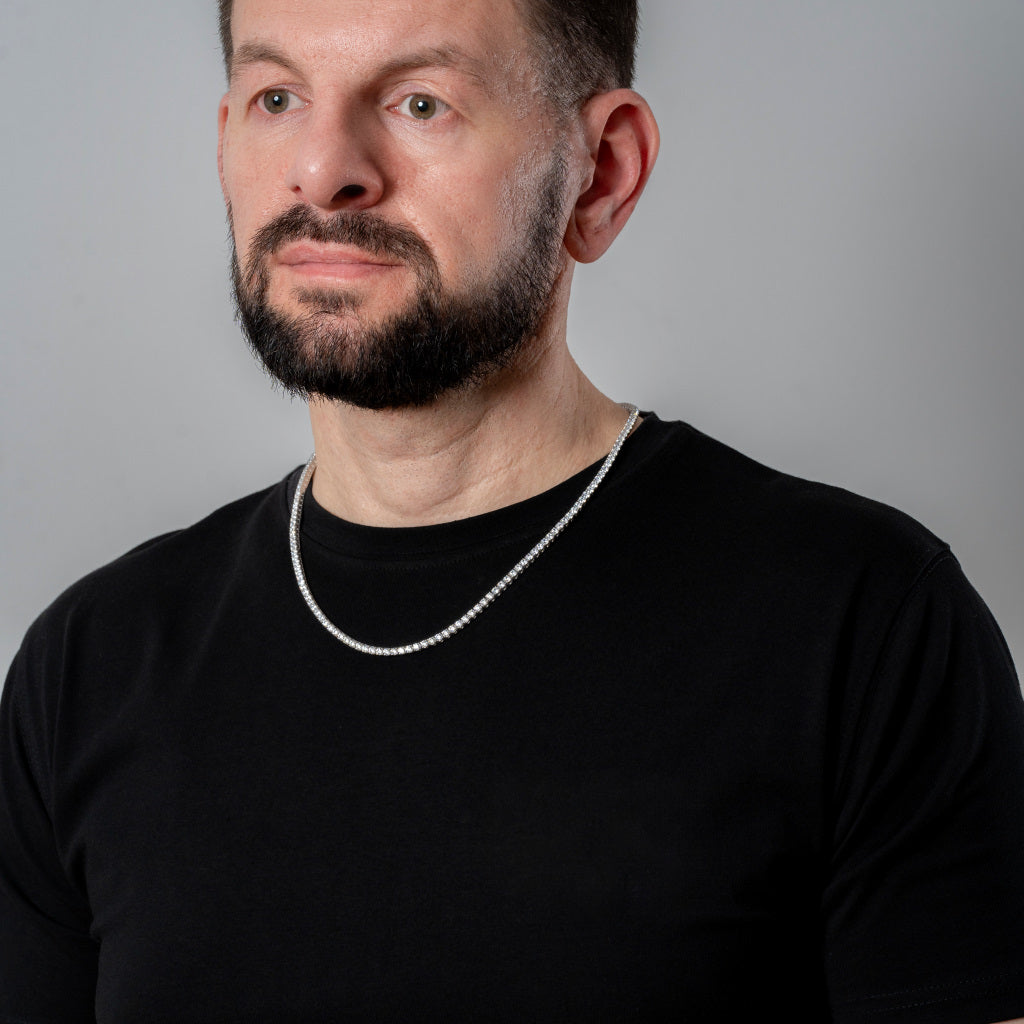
[261,90,304,114]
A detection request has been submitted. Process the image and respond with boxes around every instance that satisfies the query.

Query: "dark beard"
[230,149,569,410]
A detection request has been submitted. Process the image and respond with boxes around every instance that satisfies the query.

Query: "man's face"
[218,0,574,409]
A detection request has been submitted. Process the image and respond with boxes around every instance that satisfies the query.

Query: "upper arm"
[0,643,98,1019]
[822,556,1024,1022]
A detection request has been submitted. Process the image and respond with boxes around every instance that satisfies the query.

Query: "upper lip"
[275,242,400,267]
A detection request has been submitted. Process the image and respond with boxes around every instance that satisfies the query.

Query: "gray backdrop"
[2,1,1022,677]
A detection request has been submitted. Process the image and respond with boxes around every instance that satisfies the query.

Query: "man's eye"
[261,90,303,114]
[402,94,446,120]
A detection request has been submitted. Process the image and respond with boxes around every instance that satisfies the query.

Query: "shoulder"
[13,469,300,672]
[607,415,965,677]
[631,415,949,589]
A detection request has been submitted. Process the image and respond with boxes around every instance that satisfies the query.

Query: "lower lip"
[281,260,398,281]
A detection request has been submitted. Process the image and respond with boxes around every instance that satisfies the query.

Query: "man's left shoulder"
[635,418,949,590]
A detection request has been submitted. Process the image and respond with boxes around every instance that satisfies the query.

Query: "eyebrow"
[374,46,488,86]
[231,40,489,90]
[231,41,303,81]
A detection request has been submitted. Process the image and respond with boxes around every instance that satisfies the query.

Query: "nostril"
[338,184,367,199]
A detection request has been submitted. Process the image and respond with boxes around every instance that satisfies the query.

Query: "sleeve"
[0,633,98,1023]
[823,552,1024,1024]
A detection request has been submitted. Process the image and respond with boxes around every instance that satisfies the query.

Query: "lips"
[275,242,401,278]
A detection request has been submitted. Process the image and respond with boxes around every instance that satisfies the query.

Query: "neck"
[307,335,629,528]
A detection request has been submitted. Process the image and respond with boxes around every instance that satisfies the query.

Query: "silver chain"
[289,403,639,656]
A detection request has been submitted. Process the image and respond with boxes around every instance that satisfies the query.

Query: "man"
[2,0,1023,1020]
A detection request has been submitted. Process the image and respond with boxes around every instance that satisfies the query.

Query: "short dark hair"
[217,0,637,109]
[514,0,638,106]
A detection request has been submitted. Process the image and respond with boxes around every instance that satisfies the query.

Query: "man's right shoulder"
[15,468,300,663]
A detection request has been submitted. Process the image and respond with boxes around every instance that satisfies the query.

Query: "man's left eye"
[401,94,447,120]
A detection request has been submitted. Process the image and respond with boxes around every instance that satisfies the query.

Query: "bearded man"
[2,1,1023,1021]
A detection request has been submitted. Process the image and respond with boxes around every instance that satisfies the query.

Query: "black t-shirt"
[3,416,1024,1023]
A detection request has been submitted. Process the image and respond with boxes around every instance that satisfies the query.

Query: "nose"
[286,105,385,212]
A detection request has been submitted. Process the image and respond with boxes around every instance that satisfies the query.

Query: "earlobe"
[564,90,660,265]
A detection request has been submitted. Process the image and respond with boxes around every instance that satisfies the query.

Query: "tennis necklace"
[289,403,639,656]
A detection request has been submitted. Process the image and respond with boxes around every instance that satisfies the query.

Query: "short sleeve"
[824,553,1024,1023]
[0,631,98,1022]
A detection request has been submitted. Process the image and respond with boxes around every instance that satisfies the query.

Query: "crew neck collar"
[285,413,670,562]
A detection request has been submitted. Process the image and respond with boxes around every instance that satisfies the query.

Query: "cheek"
[222,118,289,216]
[223,155,284,258]
[409,162,526,272]
[491,149,563,247]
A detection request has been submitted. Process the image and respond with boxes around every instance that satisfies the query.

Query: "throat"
[305,365,637,528]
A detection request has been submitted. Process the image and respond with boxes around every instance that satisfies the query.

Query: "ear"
[564,90,660,264]
[217,93,231,206]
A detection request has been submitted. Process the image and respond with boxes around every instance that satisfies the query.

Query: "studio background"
[2,1,1022,678]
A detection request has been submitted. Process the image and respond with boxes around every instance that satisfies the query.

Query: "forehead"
[229,0,536,79]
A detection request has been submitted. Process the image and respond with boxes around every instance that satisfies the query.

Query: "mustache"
[241,205,437,289]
